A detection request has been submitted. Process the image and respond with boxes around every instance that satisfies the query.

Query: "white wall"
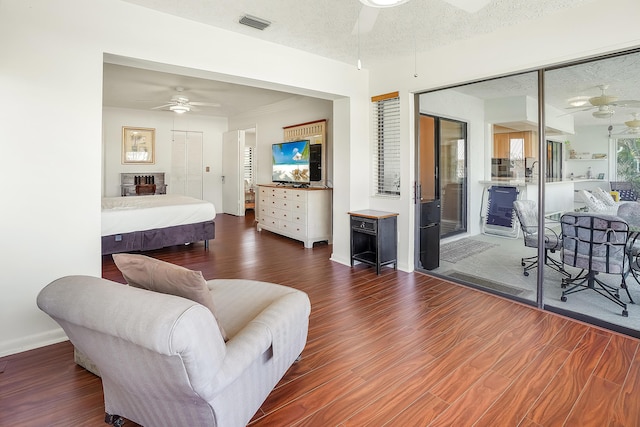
[103,107,228,209]
[0,0,368,357]
[565,125,612,180]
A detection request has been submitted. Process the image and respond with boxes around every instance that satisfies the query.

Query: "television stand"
[256,184,332,248]
[292,183,309,188]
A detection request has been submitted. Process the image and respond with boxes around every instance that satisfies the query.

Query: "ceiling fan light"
[592,109,614,119]
[170,105,190,114]
[359,0,410,8]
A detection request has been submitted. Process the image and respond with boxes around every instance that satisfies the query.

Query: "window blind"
[371,92,401,197]
[244,146,254,186]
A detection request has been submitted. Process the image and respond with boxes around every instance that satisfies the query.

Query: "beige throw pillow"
[112,253,228,341]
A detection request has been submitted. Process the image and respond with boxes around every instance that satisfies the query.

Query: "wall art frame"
[122,126,155,164]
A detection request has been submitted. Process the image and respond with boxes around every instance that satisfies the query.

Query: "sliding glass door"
[416,48,640,338]
[417,73,538,304]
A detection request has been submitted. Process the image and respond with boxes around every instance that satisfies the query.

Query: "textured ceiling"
[107,0,640,130]
[102,63,308,118]
[121,0,595,66]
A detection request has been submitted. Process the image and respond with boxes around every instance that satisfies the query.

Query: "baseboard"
[0,327,68,358]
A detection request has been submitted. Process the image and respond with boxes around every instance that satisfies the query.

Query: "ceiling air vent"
[239,14,271,30]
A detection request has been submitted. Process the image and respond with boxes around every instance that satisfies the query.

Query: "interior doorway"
[222,127,256,216]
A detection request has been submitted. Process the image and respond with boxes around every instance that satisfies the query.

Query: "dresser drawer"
[269,187,288,199]
[280,219,305,237]
[272,198,293,210]
[289,211,306,225]
[273,208,293,221]
[261,215,279,228]
[266,206,286,218]
[290,201,306,214]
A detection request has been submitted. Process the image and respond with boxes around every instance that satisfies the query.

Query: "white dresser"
[256,185,332,248]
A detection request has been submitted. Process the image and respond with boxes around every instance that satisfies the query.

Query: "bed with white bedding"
[101,194,216,255]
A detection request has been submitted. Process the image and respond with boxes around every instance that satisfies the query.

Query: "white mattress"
[101,194,216,236]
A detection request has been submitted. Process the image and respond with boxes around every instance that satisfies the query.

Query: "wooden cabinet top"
[349,209,399,219]
[258,184,332,191]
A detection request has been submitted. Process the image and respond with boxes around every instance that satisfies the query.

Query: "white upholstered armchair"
[37,271,311,427]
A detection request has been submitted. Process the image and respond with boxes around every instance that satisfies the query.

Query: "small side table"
[349,210,398,275]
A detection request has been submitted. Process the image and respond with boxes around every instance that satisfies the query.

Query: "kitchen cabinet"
[493,131,538,159]
[493,133,510,158]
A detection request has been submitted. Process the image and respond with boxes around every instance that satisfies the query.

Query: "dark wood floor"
[3,211,640,426]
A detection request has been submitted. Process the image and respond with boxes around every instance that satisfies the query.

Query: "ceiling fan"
[151,87,220,114]
[566,84,640,119]
[613,112,640,137]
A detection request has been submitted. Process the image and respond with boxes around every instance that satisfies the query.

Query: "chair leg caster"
[105,413,125,427]
[523,270,529,277]
[561,296,567,302]
[623,310,629,317]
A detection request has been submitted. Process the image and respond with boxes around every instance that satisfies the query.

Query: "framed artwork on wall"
[122,126,155,164]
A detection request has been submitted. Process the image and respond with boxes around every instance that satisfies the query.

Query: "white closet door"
[171,131,203,199]
[185,132,203,199]
[170,131,187,195]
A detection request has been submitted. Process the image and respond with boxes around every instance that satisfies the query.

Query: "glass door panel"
[439,119,466,237]
[417,72,538,304]
[543,50,640,335]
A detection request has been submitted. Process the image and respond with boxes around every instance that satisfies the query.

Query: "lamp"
[170,104,190,114]
[359,0,410,7]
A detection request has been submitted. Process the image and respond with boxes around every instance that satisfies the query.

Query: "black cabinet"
[349,210,398,275]
[419,200,440,270]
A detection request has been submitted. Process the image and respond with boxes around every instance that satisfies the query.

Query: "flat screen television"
[272,140,311,185]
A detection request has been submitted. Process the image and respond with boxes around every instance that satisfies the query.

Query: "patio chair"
[512,200,568,277]
[560,212,630,316]
[616,202,640,303]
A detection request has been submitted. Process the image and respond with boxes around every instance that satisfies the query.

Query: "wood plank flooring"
[3,211,640,426]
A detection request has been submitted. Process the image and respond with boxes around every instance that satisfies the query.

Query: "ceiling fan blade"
[351,6,379,35]
[558,106,594,117]
[564,105,595,111]
[189,101,221,107]
[151,104,172,110]
[612,100,640,108]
